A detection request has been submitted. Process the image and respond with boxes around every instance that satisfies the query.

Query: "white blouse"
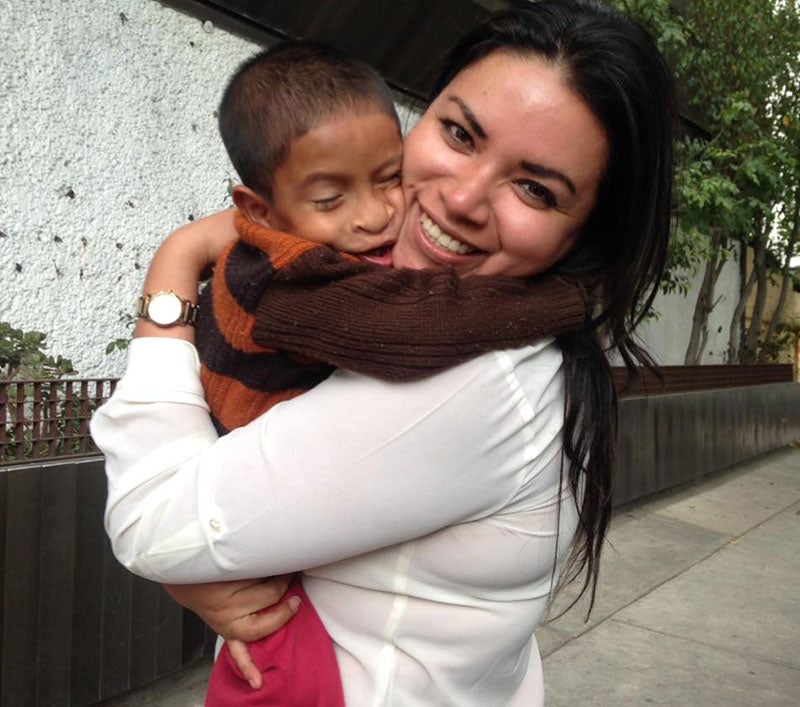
[93,337,578,707]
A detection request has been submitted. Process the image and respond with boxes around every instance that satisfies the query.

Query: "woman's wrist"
[134,209,238,342]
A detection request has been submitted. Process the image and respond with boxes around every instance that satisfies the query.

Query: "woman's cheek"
[402,122,446,183]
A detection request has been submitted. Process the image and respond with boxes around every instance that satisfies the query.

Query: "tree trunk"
[684,230,723,365]
[728,267,757,363]
[758,191,800,362]
[742,222,769,363]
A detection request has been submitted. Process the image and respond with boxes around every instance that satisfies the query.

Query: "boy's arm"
[253,261,591,380]
[135,209,239,342]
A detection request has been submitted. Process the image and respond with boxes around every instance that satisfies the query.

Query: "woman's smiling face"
[392,50,609,277]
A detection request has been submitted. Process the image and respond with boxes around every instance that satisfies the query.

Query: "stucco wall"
[1,0,739,376]
[2,0,264,376]
[636,254,742,365]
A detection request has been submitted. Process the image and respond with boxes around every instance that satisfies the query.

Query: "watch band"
[136,290,198,327]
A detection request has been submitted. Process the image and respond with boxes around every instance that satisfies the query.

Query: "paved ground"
[100,446,800,706]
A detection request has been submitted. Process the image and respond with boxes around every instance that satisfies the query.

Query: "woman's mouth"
[420,214,476,255]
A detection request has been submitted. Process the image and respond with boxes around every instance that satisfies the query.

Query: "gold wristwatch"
[136,290,198,327]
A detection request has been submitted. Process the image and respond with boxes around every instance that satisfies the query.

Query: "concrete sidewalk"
[540,445,800,706]
[101,446,800,706]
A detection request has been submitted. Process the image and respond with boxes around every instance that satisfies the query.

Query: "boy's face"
[265,110,404,261]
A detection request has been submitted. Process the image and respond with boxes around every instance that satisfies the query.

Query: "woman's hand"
[163,575,302,689]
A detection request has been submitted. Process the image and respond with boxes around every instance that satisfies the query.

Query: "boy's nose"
[355,192,395,234]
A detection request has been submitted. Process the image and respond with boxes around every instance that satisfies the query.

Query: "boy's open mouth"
[358,243,394,268]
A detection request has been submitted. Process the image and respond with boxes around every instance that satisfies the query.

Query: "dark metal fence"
[0,457,214,707]
[0,379,117,466]
[614,382,800,506]
[2,366,792,467]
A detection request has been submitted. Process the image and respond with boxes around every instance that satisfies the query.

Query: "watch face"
[148,292,182,325]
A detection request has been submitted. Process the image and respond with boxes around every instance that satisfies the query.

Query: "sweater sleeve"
[252,249,590,380]
[221,214,590,381]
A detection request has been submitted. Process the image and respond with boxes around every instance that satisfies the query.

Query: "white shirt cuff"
[114,337,208,407]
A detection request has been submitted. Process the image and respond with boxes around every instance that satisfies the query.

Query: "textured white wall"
[1,1,261,376]
[1,0,737,375]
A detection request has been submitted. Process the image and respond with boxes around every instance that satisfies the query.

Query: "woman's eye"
[518,180,557,209]
[313,195,342,211]
[441,119,473,149]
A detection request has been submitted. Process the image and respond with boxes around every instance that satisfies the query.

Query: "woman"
[93,1,675,704]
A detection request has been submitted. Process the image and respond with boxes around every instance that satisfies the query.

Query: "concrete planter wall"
[614,383,800,506]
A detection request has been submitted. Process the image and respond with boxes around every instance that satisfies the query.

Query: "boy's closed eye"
[379,170,402,187]
[312,194,343,211]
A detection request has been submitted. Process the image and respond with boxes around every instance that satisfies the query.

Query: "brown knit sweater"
[197,213,590,433]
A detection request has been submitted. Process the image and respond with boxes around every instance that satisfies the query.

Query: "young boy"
[196,43,408,707]
[161,42,589,706]
[198,41,403,437]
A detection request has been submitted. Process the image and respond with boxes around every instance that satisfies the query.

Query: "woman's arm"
[135,208,238,342]
[93,337,562,583]
[125,208,280,684]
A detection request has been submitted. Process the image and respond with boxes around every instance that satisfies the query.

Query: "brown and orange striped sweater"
[196,212,591,434]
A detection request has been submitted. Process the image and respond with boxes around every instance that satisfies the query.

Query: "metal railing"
[612,363,794,397]
[0,379,117,465]
[1,366,794,465]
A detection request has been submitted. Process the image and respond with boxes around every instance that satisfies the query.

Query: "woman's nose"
[441,169,491,226]
[355,191,395,234]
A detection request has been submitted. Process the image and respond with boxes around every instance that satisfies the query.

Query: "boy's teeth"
[421,214,474,255]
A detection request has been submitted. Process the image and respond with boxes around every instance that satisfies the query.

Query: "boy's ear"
[232,185,273,228]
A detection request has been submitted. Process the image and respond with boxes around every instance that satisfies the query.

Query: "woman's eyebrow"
[448,96,487,139]
[448,95,576,195]
[520,160,577,195]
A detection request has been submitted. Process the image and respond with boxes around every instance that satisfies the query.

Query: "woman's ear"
[232,186,273,228]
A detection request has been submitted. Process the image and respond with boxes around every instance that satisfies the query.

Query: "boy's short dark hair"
[219,41,399,202]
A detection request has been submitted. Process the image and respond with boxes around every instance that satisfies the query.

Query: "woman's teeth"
[421,214,475,255]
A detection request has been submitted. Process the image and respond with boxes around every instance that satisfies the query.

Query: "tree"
[0,322,76,380]
[610,0,800,364]
[679,0,799,363]
[755,40,800,362]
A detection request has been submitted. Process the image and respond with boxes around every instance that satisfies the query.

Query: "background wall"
[1,0,739,377]
[637,256,742,365]
[2,0,261,376]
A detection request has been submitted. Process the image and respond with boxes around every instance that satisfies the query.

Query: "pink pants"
[205,576,345,707]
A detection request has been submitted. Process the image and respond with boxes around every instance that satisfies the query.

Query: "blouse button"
[209,518,221,531]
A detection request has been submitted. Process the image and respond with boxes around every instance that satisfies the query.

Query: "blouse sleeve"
[93,336,563,583]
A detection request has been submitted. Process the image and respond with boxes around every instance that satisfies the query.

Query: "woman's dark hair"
[435,0,676,614]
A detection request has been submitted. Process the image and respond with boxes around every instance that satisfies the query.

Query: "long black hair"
[434,0,677,613]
